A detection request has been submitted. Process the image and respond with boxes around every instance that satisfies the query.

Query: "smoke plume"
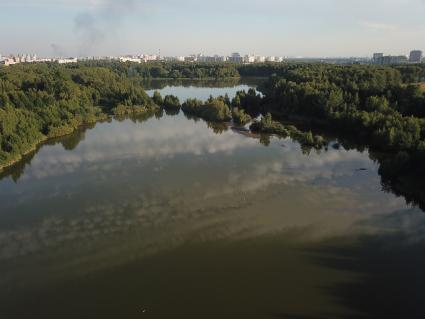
[50,43,65,57]
[74,0,137,55]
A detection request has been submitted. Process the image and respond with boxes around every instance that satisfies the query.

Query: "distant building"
[384,55,408,64]
[184,55,197,62]
[56,58,78,64]
[0,53,40,66]
[1,57,19,66]
[215,55,228,62]
[119,56,142,63]
[374,54,408,65]
[244,55,256,63]
[198,55,227,63]
[38,58,54,62]
[373,53,384,63]
[163,56,181,62]
[153,53,282,64]
[0,59,10,66]
[197,55,208,62]
[409,50,423,63]
[228,52,243,63]
[141,54,159,62]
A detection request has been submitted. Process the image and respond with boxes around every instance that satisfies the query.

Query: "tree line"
[2,61,425,177]
[75,60,240,79]
[0,63,157,168]
[236,64,425,208]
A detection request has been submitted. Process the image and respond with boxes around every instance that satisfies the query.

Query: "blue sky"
[1,0,424,57]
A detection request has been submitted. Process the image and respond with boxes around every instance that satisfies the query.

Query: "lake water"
[143,78,261,101]
[1,81,425,319]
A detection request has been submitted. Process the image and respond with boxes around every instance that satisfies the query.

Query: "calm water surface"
[1,82,425,319]
[144,78,260,101]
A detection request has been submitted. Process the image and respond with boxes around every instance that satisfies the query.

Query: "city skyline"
[2,49,424,67]
[1,0,425,57]
[1,49,423,61]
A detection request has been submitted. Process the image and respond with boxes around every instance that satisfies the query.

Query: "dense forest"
[75,60,425,82]
[1,61,425,180]
[251,65,425,154]
[0,63,157,168]
[76,60,240,79]
[235,64,425,209]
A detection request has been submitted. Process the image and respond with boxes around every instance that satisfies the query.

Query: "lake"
[1,80,425,319]
[143,78,261,101]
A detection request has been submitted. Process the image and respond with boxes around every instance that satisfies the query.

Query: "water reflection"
[1,85,425,318]
[0,113,414,262]
[144,78,261,101]
[23,117,257,180]
[142,77,261,90]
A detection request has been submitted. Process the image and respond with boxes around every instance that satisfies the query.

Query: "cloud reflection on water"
[21,115,257,180]
[0,114,418,292]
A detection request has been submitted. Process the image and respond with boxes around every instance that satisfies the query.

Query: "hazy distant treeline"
[75,60,425,83]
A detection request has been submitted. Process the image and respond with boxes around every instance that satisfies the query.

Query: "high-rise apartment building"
[409,50,423,63]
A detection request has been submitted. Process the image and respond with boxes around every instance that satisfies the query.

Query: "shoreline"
[0,116,109,172]
[0,106,165,173]
[139,76,268,82]
[0,138,46,172]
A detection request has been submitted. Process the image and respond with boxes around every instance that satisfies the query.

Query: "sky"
[0,0,424,58]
